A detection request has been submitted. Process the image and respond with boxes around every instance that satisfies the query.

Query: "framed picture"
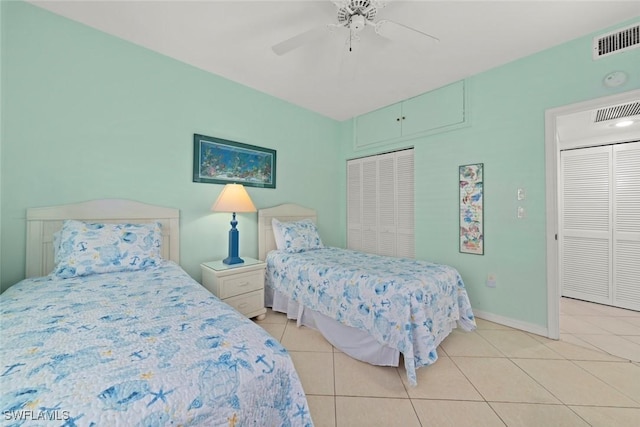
[459,163,484,255]
[193,134,276,188]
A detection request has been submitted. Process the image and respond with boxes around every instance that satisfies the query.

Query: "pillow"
[272,218,324,253]
[52,220,163,279]
[272,218,286,250]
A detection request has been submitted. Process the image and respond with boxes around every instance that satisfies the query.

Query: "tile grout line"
[446,354,509,426]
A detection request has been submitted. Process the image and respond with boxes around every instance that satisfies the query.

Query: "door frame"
[545,89,640,339]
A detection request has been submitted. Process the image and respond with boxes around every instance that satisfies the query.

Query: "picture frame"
[193,134,276,188]
[459,163,484,255]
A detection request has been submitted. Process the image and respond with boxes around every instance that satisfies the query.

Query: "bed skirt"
[266,284,400,367]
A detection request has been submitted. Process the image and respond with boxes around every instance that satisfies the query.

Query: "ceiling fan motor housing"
[337,0,378,29]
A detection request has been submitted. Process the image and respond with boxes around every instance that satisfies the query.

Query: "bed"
[258,204,476,386]
[1,199,313,427]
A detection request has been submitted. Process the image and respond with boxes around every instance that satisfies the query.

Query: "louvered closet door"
[377,153,397,256]
[613,141,640,311]
[560,146,612,305]
[347,160,362,251]
[361,158,378,254]
[396,150,415,258]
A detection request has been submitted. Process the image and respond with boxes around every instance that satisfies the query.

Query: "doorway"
[545,89,640,347]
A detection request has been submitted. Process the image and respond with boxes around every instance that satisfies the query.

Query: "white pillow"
[272,218,286,250]
[272,218,324,253]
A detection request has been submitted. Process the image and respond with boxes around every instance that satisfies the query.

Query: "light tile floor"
[560,297,640,363]
[254,300,640,427]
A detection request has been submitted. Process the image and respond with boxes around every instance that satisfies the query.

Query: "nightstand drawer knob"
[238,303,248,309]
[238,282,249,287]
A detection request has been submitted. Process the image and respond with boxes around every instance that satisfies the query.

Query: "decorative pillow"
[52,220,163,278]
[272,218,324,253]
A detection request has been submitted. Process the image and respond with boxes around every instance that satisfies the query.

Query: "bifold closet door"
[347,149,414,258]
[561,141,640,311]
[560,145,612,305]
[377,153,397,256]
[613,141,640,311]
[347,160,362,251]
[395,150,415,258]
[361,157,379,254]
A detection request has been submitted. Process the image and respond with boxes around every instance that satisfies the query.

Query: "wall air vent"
[593,101,640,123]
[593,23,640,59]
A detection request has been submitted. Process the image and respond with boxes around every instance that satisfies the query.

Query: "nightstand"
[200,257,267,320]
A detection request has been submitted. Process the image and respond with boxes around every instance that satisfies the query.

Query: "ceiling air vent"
[593,101,640,123]
[593,23,639,59]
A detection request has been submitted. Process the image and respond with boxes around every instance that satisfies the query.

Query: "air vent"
[593,23,640,59]
[594,101,640,123]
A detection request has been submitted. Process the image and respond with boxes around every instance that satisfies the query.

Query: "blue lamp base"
[223,212,244,265]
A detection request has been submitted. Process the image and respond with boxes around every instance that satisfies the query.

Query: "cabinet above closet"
[354,80,467,149]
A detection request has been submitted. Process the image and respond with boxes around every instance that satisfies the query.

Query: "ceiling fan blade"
[272,25,332,56]
[374,19,440,48]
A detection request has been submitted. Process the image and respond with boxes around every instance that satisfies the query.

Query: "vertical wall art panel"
[459,163,484,255]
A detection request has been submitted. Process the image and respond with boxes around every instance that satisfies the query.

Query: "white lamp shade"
[211,184,257,213]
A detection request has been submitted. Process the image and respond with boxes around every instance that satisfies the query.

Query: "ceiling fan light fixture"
[350,15,366,32]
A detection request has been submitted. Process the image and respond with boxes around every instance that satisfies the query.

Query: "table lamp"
[211,183,257,265]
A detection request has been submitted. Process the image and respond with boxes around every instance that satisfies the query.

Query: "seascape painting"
[459,163,484,255]
[193,134,276,188]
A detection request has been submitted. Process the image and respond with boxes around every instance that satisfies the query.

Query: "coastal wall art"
[459,163,484,255]
[193,134,276,188]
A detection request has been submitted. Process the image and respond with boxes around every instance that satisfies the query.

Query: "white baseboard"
[473,309,551,339]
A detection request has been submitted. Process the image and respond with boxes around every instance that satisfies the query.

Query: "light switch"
[517,206,526,219]
[517,188,526,200]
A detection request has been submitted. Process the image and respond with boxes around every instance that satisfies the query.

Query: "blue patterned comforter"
[1,262,312,426]
[265,248,476,386]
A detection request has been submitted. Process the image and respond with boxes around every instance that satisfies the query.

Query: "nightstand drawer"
[225,289,263,316]
[216,270,263,299]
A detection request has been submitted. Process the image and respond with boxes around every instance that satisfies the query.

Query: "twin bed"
[0,200,312,427]
[1,198,475,426]
[258,204,476,386]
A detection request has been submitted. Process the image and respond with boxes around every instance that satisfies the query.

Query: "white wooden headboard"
[26,199,180,278]
[258,204,317,261]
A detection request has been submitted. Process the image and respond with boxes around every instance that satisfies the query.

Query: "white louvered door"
[560,146,612,305]
[560,141,640,310]
[346,149,414,258]
[377,153,396,256]
[396,150,415,258]
[361,157,379,254]
[347,161,362,251]
[613,141,640,311]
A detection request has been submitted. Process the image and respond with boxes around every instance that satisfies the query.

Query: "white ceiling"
[29,0,640,121]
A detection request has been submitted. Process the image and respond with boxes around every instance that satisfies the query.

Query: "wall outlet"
[486,274,497,288]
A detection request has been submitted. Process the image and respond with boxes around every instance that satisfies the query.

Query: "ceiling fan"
[272,0,440,56]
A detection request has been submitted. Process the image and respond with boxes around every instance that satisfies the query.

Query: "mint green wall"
[2,0,638,333]
[0,1,342,291]
[338,18,640,328]
[0,0,4,286]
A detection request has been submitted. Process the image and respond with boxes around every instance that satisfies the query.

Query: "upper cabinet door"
[401,81,465,136]
[353,80,466,149]
[354,103,402,148]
